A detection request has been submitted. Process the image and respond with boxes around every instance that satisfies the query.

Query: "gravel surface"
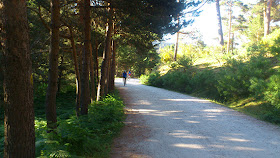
[111,78,280,158]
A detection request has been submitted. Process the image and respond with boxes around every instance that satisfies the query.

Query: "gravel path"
[111,78,280,158]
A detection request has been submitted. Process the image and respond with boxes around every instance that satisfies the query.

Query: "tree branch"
[29,6,51,31]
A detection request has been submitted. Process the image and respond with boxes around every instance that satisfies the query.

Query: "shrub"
[148,72,163,87]
[177,55,193,68]
[262,29,280,56]
[36,94,125,158]
[265,73,280,108]
[191,68,220,100]
[217,59,250,100]
[216,55,274,101]
[139,74,149,85]
[163,70,192,93]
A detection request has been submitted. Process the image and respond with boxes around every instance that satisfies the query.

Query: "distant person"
[122,70,127,86]
[128,70,132,79]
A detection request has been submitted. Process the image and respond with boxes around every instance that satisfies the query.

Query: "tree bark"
[174,0,180,61]
[3,0,35,157]
[264,0,272,36]
[227,0,232,54]
[57,54,64,95]
[69,27,81,116]
[97,4,113,100]
[80,0,91,115]
[94,39,99,93]
[174,17,179,61]
[89,43,96,102]
[109,38,117,92]
[45,0,60,131]
[216,0,224,46]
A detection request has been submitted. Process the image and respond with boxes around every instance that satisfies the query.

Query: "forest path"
[111,78,280,158]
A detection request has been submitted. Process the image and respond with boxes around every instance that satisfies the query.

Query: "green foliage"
[161,70,192,93]
[177,55,193,68]
[0,125,4,156]
[191,68,219,99]
[247,14,263,42]
[146,52,276,103]
[262,29,280,56]
[264,73,280,108]
[35,94,125,158]
[147,72,163,87]
[139,74,150,85]
[117,45,160,77]
[159,45,174,63]
[217,55,274,101]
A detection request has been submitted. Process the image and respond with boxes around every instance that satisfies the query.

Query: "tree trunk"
[109,38,117,92]
[106,40,112,95]
[45,0,60,131]
[89,44,96,102]
[94,39,99,92]
[80,0,91,115]
[69,27,81,116]
[97,4,113,100]
[226,0,232,54]
[57,54,64,95]
[264,0,272,36]
[174,0,180,61]
[109,24,117,93]
[174,17,179,61]
[216,0,224,46]
[3,0,35,157]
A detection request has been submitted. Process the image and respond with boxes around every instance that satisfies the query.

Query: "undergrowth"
[141,53,280,125]
[0,86,125,157]
[35,94,125,158]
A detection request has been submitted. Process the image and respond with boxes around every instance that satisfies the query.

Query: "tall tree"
[45,0,60,130]
[2,0,35,157]
[89,43,97,101]
[226,0,233,54]
[67,26,81,116]
[97,2,113,100]
[216,0,224,45]
[264,0,273,36]
[80,0,91,115]
[174,0,180,61]
[109,25,117,92]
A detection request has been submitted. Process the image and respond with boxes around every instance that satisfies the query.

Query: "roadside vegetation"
[1,85,125,157]
[140,28,280,125]
[1,0,200,157]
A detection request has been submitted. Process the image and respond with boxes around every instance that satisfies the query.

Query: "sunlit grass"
[225,98,280,124]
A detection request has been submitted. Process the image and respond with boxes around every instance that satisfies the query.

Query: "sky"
[162,2,221,46]
[162,0,255,46]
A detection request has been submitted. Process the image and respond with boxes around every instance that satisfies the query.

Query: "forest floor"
[110,78,280,158]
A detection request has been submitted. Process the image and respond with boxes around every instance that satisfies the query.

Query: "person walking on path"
[122,70,127,86]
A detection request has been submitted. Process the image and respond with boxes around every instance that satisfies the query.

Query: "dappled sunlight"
[209,145,264,151]
[184,120,200,124]
[161,98,211,104]
[115,77,280,157]
[169,131,208,140]
[203,109,226,113]
[219,136,250,142]
[127,108,177,117]
[173,143,205,149]
[136,99,152,105]
[131,109,186,117]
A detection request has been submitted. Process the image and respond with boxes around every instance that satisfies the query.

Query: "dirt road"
[111,78,280,158]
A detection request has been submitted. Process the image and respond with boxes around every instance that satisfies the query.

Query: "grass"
[226,98,280,124]
[142,52,280,126]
